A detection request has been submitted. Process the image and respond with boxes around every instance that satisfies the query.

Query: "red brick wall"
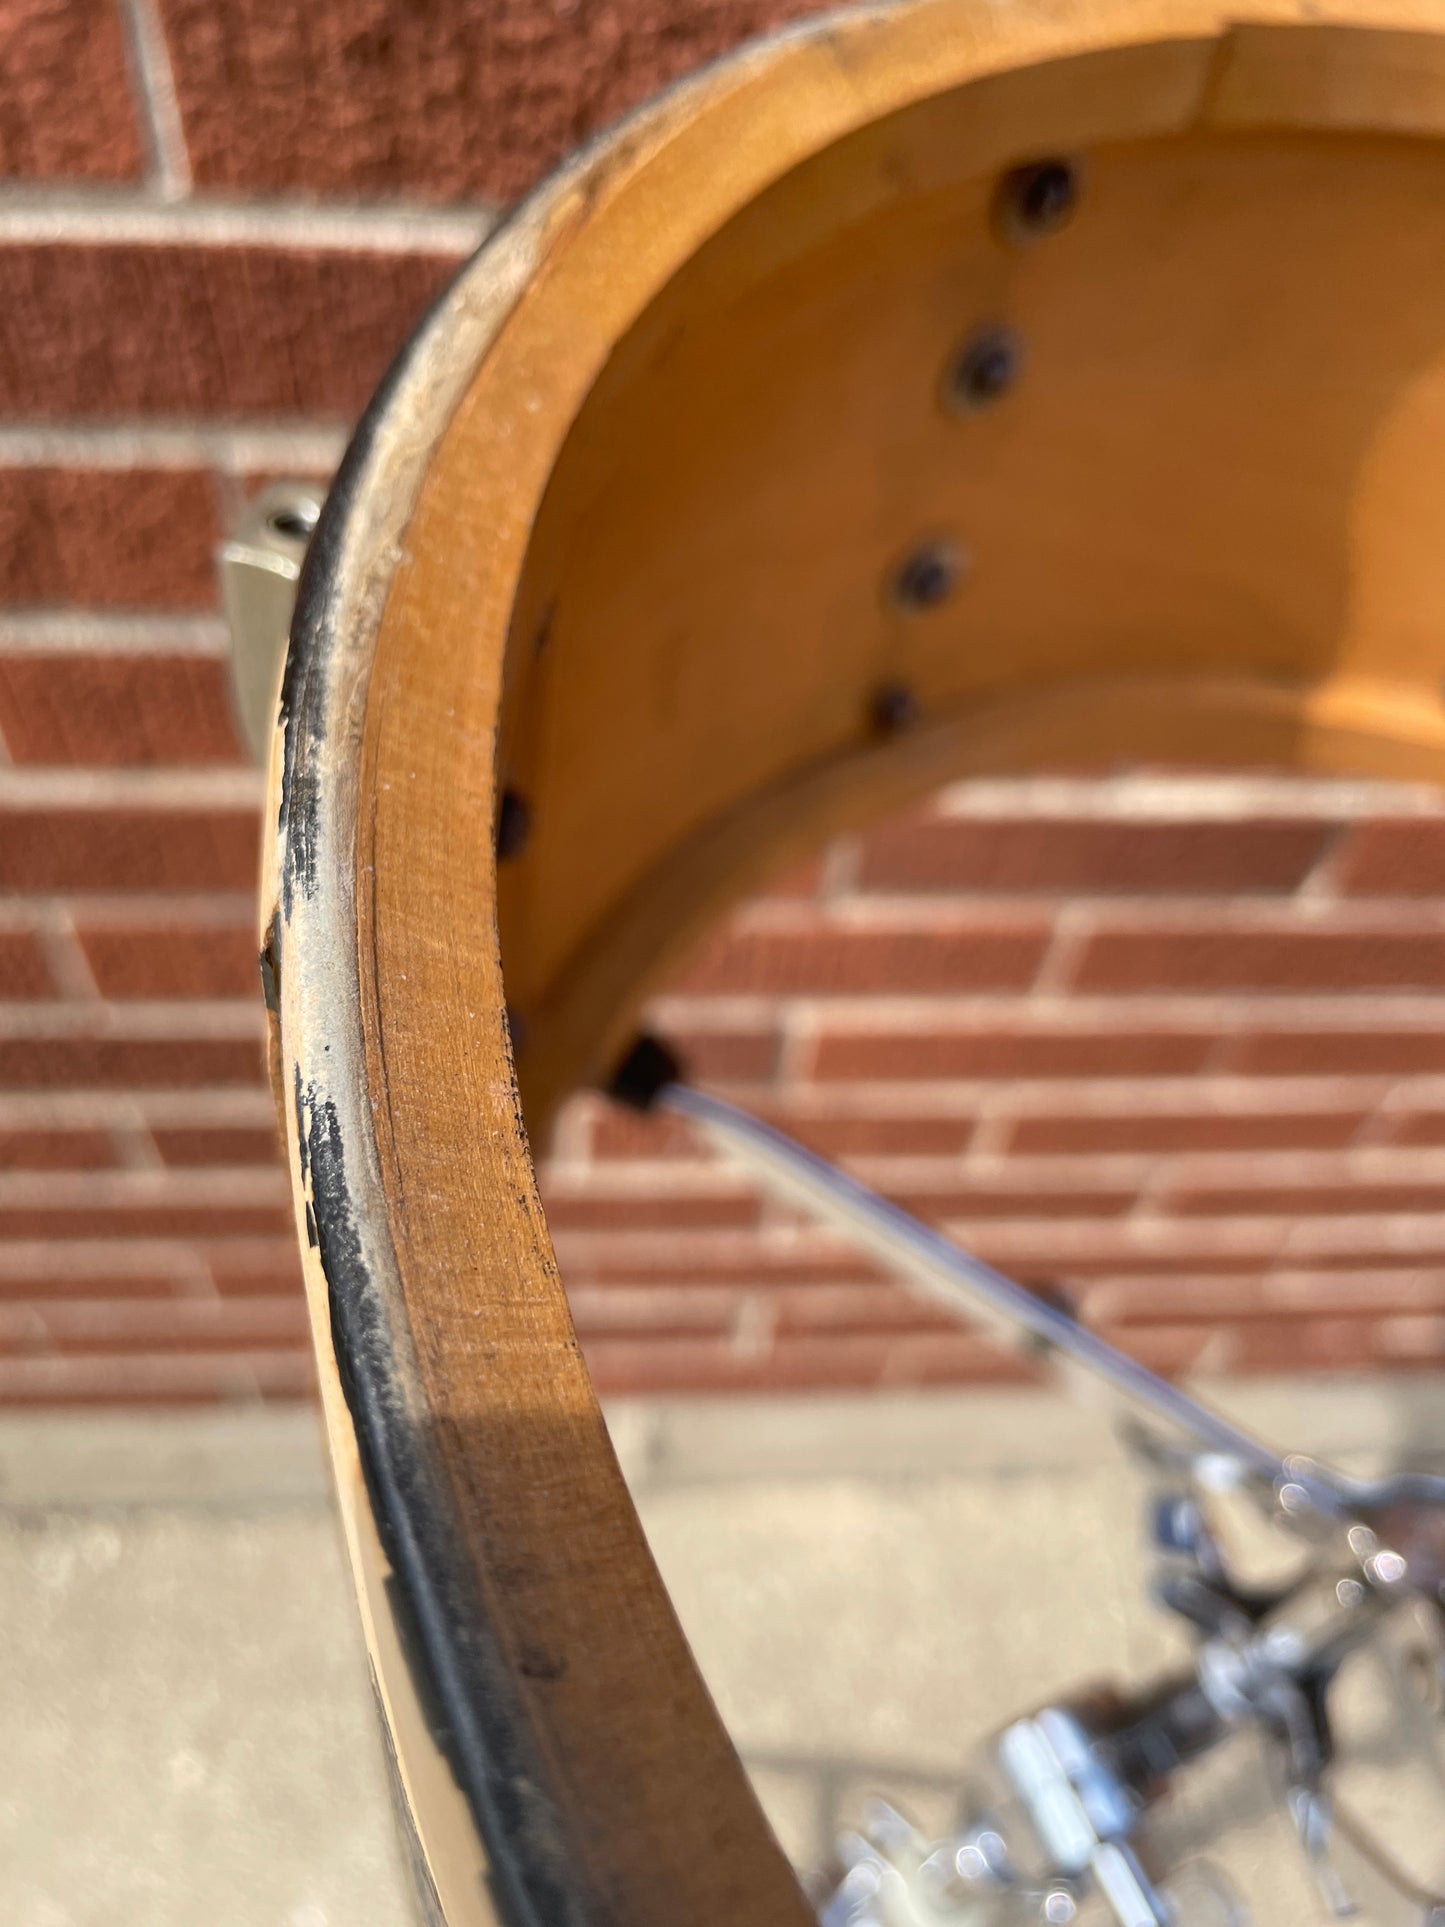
[2,1,1443,1403]
[544,780,1445,1392]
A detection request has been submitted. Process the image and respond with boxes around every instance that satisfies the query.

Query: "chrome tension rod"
[658,1078,1300,1491]
[608,1043,1445,1927]
[607,1038,1445,1536]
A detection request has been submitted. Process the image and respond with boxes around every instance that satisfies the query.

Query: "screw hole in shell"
[995,156,1079,242]
[869,682,921,736]
[889,539,965,612]
[944,325,1021,413]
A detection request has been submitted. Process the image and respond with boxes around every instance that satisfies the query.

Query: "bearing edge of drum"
[265,4,1445,1922]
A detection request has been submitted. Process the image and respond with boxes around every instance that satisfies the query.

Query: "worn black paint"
[298,1079,584,1927]
[275,209,615,1915]
[277,242,479,922]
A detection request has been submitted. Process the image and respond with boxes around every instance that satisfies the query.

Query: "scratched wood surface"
[268,3,1445,1920]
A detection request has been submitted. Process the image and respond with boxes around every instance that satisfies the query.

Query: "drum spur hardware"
[610,1047,1445,1925]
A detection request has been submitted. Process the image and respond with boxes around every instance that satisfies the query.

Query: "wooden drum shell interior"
[269,7,1445,1923]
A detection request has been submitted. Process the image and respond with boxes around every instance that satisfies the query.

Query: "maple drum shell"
[267,5,1445,1922]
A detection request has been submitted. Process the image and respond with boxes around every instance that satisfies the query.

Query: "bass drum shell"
[268,3,1445,1921]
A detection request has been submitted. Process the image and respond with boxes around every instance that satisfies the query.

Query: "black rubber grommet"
[606,1033,685,1111]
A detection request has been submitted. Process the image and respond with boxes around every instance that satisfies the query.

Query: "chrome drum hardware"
[609,1065,1445,1927]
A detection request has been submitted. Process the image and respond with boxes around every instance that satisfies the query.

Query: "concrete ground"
[3,1381,1445,1926]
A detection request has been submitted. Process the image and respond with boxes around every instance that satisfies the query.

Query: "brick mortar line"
[0,766,262,806]
[0,185,493,252]
[1028,902,1090,997]
[0,1004,263,1039]
[0,1234,293,1269]
[11,1294,303,1326]
[1282,1214,1445,1252]
[0,1353,309,1385]
[43,900,258,927]
[1196,1026,1237,1077]
[115,0,192,198]
[602,1079,1429,1120]
[1105,1265,1445,1288]
[566,1283,742,1308]
[109,1111,165,1172]
[0,612,230,655]
[966,1103,1014,1159]
[0,1168,287,1203]
[723,896,1445,932]
[550,1209,1445,1241]
[1129,1156,1182,1215]
[655,991,1445,1026]
[855,1146,1445,1186]
[765,1086,1335,1120]
[546,1213,1445,1255]
[817,834,860,901]
[0,419,348,473]
[574,1272,1413,1300]
[546,1100,593,1163]
[578,1117,1402,1156]
[931,773,1445,818]
[0,1350,308,1369]
[548,1223,895,1258]
[544,1161,756,1193]
[730,1294,777,1360]
[987,1226,1433,1272]
[648,993,786,1026]
[0,893,255,923]
[775,1006,817,1087]
[7,1310,303,1343]
[731,899,1069,932]
[0,1090,275,1125]
[1352,1104,1415,1149]
[36,908,100,1002]
[900,1076,1409,1137]
[0,1346,301,1363]
[546,1144,1445,1191]
[1290,815,1356,903]
[431,1074,1435,1122]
